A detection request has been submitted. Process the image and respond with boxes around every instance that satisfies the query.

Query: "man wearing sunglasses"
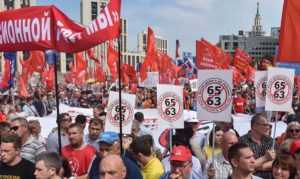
[10,117,46,163]
[160,146,204,179]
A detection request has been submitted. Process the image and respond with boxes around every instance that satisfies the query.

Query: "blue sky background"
[37,0,284,58]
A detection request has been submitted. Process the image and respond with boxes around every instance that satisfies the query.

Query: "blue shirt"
[89,156,143,179]
[83,134,99,152]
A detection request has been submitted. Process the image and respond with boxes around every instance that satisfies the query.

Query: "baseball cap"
[185,116,199,123]
[169,146,192,162]
[290,139,300,156]
[98,131,119,144]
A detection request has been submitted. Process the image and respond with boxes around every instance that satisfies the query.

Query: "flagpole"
[118,38,123,154]
[53,51,62,155]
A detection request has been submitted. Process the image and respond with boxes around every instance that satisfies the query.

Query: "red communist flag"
[0,60,10,90]
[232,67,245,85]
[28,51,45,73]
[18,72,28,97]
[19,57,33,84]
[121,63,137,85]
[233,48,251,72]
[74,52,88,86]
[95,62,105,83]
[278,0,300,62]
[196,38,223,69]
[46,65,55,91]
[245,65,256,82]
[140,27,157,82]
[86,48,98,62]
[107,40,119,80]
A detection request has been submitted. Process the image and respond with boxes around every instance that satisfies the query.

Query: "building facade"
[137,31,168,54]
[218,2,278,61]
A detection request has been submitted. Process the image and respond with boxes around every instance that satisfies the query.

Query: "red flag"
[196,38,223,69]
[18,72,28,97]
[140,27,157,82]
[129,83,138,93]
[121,63,137,85]
[295,75,300,95]
[245,65,255,82]
[75,52,88,86]
[95,62,106,83]
[46,65,55,91]
[86,48,98,62]
[107,40,119,80]
[0,60,11,90]
[278,0,300,62]
[28,51,45,73]
[232,67,245,85]
[0,0,121,53]
[233,48,251,72]
[19,57,33,84]
[69,61,75,72]
[175,40,180,58]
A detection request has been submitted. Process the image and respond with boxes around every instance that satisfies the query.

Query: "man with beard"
[62,123,96,178]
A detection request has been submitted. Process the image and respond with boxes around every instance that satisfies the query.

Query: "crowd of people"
[0,81,299,179]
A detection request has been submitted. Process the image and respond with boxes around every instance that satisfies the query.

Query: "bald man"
[204,131,238,179]
[99,154,127,179]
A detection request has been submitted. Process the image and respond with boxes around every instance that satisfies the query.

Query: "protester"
[272,154,297,179]
[89,131,142,179]
[62,123,96,178]
[0,133,35,179]
[204,131,238,179]
[228,143,262,179]
[239,113,276,178]
[22,96,39,117]
[74,114,87,130]
[160,146,203,179]
[46,113,71,154]
[10,117,46,163]
[203,125,223,159]
[35,152,62,179]
[289,139,300,175]
[99,154,127,179]
[29,119,46,146]
[134,112,152,136]
[130,135,164,179]
[83,118,103,152]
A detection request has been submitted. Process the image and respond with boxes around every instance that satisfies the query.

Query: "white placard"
[197,70,233,122]
[254,71,267,108]
[265,67,295,111]
[190,79,198,92]
[105,91,136,134]
[157,84,184,129]
[138,72,159,88]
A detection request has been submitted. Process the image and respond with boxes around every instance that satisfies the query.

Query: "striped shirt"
[204,153,232,179]
[21,135,46,163]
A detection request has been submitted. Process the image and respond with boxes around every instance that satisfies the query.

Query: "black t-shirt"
[0,158,36,179]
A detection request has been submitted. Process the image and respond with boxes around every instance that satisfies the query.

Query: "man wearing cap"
[160,146,203,179]
[89,131,142,179]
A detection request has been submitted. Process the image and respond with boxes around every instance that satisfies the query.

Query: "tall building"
[137,31,168,54]
[217,2,278,61]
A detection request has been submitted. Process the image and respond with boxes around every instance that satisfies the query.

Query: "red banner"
[278,0,300,62]
[0,0,121,53]
[233,48,251,72]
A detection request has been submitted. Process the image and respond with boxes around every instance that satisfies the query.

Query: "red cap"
[290,139,300,156]
[169,146,192,162]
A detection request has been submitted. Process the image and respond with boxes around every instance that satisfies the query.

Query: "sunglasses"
[289,129,300,133]
[10,125,22,131]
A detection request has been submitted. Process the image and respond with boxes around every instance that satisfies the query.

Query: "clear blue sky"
[37,0,284,58]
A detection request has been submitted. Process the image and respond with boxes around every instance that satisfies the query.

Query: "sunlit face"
[10,120,26,137]
[88,123,102,141]
[68,127,83,148]
[254,116,270,137]
[215,130,224,146]
[99,158,126,179]
[272,164,290,179]
[35,160,56,179]
[233,148,255,173]
[99,142,119,158]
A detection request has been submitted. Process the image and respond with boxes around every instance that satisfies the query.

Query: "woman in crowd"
[272,154,297,179]
[203,125,223,159]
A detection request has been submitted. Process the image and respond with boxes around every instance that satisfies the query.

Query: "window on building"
[100,2,106,9]
[4,0,13,10]
[91,2,98,20]
[128,56,131,65]
[224,42,229,50]
[66,53,74,72]
[132,56,135,66]
[21,0,29,8]
[233,42,238,49]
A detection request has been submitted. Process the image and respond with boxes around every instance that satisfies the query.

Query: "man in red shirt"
[62,123,96,178]
[233,93,247,114]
